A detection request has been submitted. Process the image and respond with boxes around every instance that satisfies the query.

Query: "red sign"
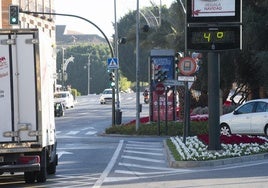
[152,91,175,121]
[178,57,197,76]
[155,83,165,95]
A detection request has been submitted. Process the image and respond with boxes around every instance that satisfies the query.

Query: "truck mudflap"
[0,155,40,173]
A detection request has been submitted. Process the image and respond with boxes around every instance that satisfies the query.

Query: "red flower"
[198,134,266,145]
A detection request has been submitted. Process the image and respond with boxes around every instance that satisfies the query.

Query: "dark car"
[54,102,65,117]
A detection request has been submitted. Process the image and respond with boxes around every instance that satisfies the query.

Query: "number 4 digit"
[203,32,211,42]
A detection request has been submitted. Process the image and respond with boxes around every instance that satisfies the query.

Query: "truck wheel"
[24,171,36,183]
[47,154,58,174]
[36,150,47,182]
[36,166,47,182]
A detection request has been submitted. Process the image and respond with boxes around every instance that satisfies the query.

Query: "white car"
[220,99,268,136]
[54,91,74,109]
[99,88,120,104]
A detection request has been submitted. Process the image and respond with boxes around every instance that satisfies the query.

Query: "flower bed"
[169,134,268,161]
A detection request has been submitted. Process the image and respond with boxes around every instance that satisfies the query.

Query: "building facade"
[1,0,57,90]
[1,0,55,39]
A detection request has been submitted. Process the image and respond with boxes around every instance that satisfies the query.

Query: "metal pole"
[20,10,114,57]
[157,95,160,135]
[159,0,162,26]
[135,0,140,131]
[208,52,221,150]
[88,55,90,95]
[165,88,168,135]
[62,47,65,89]
[114,0,121,124]
[183,0,190,144]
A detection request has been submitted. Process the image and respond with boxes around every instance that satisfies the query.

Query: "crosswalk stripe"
[127,141,161,146]
[66,131,80,135]
[118,162,174,171]
[124,150,163,156]
[121,155,165,163]
[56,130,98,136]
[86,131,98,135]
[125,146,162,151]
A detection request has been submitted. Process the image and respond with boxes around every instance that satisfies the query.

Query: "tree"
[57,44,111,95]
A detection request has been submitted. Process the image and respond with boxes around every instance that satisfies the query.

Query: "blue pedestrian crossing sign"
[107,58,119,69]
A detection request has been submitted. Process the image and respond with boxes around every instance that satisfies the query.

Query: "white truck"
[0,29,58,183]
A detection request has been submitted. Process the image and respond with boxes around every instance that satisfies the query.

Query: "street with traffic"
[1,93,268,188]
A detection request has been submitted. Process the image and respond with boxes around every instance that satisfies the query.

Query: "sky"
[54,0,176,39]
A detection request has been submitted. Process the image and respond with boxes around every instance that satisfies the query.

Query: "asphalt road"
[1,93,268,188]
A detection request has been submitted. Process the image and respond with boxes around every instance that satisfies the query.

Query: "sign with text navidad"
[187,0,241,23]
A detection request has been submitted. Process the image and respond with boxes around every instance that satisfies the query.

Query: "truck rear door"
[0,31,38,143]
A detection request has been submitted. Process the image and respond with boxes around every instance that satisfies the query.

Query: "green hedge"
[105,121,209,136]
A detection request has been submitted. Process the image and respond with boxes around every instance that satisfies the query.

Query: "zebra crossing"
[104,140,190,184]
[56,127,98,137]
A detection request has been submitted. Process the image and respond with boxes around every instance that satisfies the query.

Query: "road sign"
[178,57,197,76]
[178,76,196,82]
[155,83,165,95]
[163,79,184,86]
[107,58,119,69]
[187,0,241,23]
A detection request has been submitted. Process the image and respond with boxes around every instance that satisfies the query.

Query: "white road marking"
[114,169,188,176]
[86,131,98,135]
[66,131,80,135]
[127,141,162,146]
[125,146,162,151]
[121,155,165,163]
[92,140,124,188]
[57,151,73,159]
[124,150,163,156]
[118,162,187,171]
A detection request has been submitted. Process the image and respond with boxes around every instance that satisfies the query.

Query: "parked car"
[54,102,65,117]
[54,91,74,109]
[220,99,268,136]
[99,88,120,104]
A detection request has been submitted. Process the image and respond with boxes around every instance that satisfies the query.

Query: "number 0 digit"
[217,32,224,39]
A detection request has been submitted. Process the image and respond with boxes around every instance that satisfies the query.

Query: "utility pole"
[87,55,90,95]
[135,0,140,131]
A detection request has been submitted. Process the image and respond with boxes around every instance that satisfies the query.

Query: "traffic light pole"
[208,52,221,150]
[19,10,114,58]
[112,85,116,126]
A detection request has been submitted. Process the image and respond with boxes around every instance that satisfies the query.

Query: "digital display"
[191,31,235,44]
[187,26,241,51]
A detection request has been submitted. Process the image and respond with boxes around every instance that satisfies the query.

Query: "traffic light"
[154,69,167,83]
[175,52,183,75]
[109,72,115,87]
[9,5,19,25]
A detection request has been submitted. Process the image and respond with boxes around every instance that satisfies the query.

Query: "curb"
[163,140,268,168]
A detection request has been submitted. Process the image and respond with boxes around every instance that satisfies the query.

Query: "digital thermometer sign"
[187,26,241,51]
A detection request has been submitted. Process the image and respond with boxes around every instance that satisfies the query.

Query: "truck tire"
[36,150,47,183]
[24,171,36,183]
[47,154,58,174]
[36,166,47,182]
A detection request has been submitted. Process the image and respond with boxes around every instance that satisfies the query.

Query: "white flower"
[169,135,268,161]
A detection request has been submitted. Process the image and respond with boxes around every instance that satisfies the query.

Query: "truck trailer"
[0,29,58,183]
